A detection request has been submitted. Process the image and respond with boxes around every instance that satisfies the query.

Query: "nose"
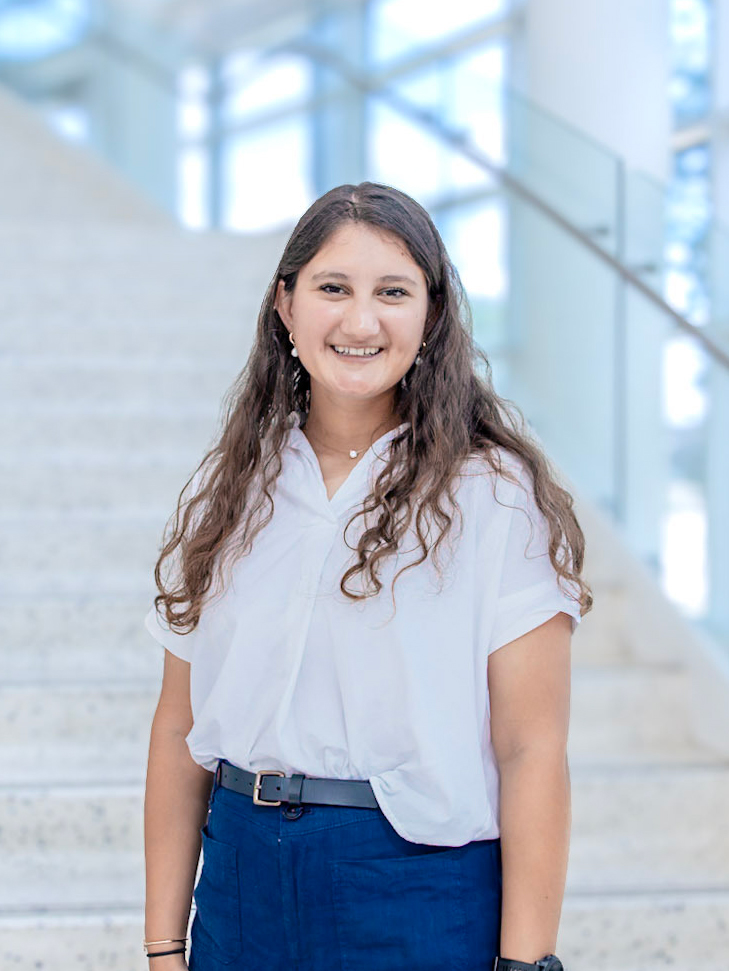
[340,300,382,340]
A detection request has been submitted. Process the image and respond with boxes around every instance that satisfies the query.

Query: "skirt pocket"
[191,823,243,966]
[330,844,471,971]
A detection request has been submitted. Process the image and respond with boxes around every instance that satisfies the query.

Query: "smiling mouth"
[330,346,384,358]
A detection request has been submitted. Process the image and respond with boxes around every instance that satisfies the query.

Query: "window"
[0,0,90,60]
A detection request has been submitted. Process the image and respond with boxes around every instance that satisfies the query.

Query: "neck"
[302,391,401,456]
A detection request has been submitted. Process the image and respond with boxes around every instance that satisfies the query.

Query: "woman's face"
[275,222,429,405]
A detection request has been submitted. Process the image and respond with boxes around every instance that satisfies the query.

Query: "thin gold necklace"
[303,423,388,459]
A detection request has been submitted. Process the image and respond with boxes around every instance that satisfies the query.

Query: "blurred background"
[0,1,727,968]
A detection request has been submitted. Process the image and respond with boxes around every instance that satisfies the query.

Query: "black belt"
[215,760,380,809]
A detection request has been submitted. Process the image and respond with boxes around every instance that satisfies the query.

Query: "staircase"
[0,84,728,971]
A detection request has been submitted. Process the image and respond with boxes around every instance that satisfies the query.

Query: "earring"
[414,339,426,366]
[289,331,298,357]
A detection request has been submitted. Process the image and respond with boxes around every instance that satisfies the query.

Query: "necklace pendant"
[349,449,358,458]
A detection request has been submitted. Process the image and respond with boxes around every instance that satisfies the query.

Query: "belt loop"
[288,773,305,806]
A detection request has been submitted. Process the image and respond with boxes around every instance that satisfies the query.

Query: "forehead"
[307,222,421,272]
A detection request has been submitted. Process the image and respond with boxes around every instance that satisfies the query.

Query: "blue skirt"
[188,758,503,971]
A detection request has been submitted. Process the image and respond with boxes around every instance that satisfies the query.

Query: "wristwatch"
[493,954,563,971]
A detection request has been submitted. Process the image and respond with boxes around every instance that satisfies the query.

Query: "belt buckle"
[253,769,286,805]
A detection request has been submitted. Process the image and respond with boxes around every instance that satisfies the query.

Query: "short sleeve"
[142,465,210,662]
[143,599,196,662]
[488,462,582,655]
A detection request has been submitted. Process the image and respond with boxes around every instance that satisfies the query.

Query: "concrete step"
[0,568,155,598]
[0,684,157,784]
[0,223,288,356]
[0,221,289,265]
[568,663,726,765]
[2,667,725,783]
[566,763,729,893]
[568,583,634,666]
[0,290,261,335]
[0,224,289,286]
[0,407,222,451]
[1,272,264,301]
[559,889,729,969]
[0,514,178,584]
[0,354,239,406]
[0,451,200,509]
[0,317,255,356]
[0,228,284,325]
[0,890,728,971]
[0,595,163,683]
[0,766,727,912]
[0,785,146,911]
[0,445,201,468]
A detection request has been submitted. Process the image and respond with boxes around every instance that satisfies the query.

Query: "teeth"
[333,346,382,356]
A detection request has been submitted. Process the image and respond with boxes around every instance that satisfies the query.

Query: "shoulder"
[457,446,531,511]
[445,447,532,551]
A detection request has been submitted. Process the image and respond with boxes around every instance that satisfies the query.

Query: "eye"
[318,284,408,297]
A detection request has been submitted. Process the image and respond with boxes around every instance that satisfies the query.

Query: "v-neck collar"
[284,412,410,515]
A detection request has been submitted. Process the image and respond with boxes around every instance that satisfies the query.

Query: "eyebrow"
[310,271,419,286]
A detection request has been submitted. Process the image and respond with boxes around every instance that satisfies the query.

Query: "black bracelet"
[147,947,186,958]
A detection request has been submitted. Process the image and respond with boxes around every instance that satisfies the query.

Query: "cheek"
[387,309,426,345]
[309,302,343,331]
[296,302,339,344]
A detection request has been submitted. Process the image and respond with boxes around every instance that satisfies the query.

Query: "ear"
[274,279,292,330]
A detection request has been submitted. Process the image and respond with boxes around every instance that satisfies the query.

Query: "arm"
[488,610,573,964]
[144,649,214,968]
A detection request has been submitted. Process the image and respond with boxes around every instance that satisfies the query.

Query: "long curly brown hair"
[152,181,593,634]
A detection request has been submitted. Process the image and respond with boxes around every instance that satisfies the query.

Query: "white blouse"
[144,414,582,846]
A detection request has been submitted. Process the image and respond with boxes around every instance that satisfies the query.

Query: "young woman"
[143,181,592,971]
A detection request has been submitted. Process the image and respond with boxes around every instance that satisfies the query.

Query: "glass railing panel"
[705,348,729,645]
[368,64,498,197]
[435,191,510,361]
[379,57,621,260]
[502,88,622,258]
[369,94,498,202]
[627,167,729,359]
[625,284,728,650]
[706,220,729,353]
[623,168,667,296]
[491,184,620,515]
[483,182,728,650]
